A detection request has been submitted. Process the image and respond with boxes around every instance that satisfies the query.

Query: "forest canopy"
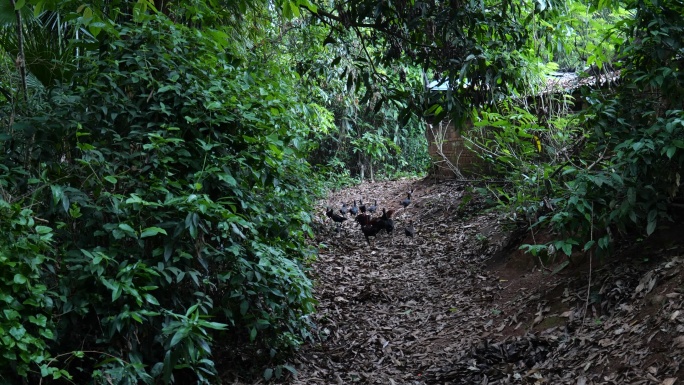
[0,0,683,383]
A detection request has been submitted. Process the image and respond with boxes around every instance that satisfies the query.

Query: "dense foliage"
[546,0,684,256]
[2,0,683,382]
[0,3,332,382]
[466,0,684,262]
[280,16,431,182]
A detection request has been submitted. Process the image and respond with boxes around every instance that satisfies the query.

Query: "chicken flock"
[325,189,415,246]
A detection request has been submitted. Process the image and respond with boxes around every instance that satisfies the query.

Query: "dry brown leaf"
[661,378,677,385]
[648,277,657,293]
[532,314,544,326]
[673,336,684,348]
[635,282,645,293]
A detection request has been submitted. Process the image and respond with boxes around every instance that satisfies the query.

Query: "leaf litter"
[224,178,684,384]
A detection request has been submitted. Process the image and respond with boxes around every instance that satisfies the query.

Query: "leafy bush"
[0,198,61,382]
[530,0,684,258]
[1,17,330,384]
[475,0,684,262]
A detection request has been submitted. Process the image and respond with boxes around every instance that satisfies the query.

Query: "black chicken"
[340,202,348,216]
[404,221,415,237]
[379,208,395,235]
[326,207,347,231]
[400,190,413,209]
[368,200,378,214]
[355,213,383,246]
[349,200,359,216]
[360,223,383,246]
[359,200,367,214]
[354,213,372,227]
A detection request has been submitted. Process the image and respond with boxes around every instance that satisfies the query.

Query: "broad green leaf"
[666,146,676,159]
[35,225,51,235]
[112,284,122,302]
[647,217,657,235]
[39,328,54,339]
[144,294,160,305]
[141,227,167,238]
[13,274,27,285]
[201,321,228,330]
[89,24,101,37]
[561,242,573,256]
[169,328,190,348]
[118,223,137,237]
[130,312,143,323]
[9,326,26,340]
[29,314,47,327]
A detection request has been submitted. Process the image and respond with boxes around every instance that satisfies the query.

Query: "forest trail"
[293,177,513,384]
[258,178,684,384]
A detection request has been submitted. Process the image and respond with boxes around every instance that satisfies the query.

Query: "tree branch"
[302,5,435,50]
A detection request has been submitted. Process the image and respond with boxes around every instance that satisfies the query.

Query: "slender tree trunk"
[358,153,364,181]
[370,160,374,182]
[10,0,28,102]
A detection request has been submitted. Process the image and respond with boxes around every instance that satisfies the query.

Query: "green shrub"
[0,198,61,382]
[1,18,328,384]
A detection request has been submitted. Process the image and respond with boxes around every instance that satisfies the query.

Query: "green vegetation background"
[0,0,682,383]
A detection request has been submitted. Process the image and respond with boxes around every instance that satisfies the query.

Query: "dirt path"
[284,178,684,385]
[289,178,520,383]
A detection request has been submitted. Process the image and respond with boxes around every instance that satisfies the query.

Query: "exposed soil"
[226,177,684,384]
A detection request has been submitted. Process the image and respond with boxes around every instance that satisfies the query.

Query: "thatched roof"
[543,70,620,94]
[427,70,620,95]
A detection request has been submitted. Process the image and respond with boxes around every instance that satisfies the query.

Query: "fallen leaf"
[635,282,645,293]
[661,378,676,385]
[647,277,657,293]
[532,314,544,326]
[673,336,684,348]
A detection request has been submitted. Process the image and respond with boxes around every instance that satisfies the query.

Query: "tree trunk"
[369,160,374,182]
[358,153,364,181]
[10,0,27,102]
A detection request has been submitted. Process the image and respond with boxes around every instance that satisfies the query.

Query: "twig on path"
[579,202,595,335]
